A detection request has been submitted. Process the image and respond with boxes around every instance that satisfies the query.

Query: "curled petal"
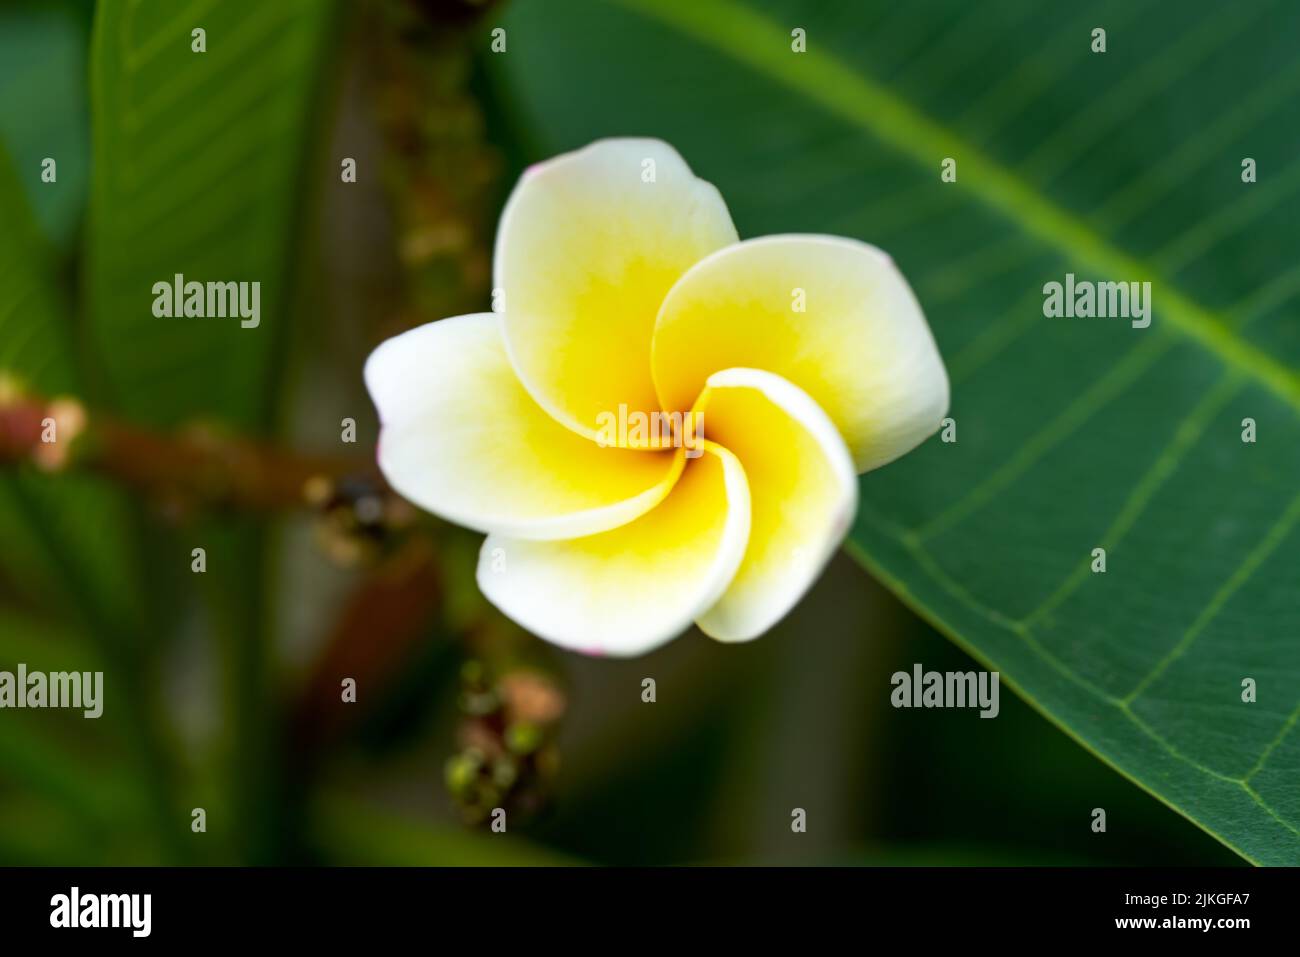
[653,235,949,472]
[496,138,738,441]
[693,368,857,641]
[477,444,750,656]
[365,314,682,540]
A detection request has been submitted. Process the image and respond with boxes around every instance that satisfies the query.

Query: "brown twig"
[0,387,394,514]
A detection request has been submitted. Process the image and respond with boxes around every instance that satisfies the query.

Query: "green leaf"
[0,143,140,630]
[313,796,578,866]
[0,0,92,251]
[87,0,339,431]
[0,144,173,858]
[0,608,152,854]
[490,0,1300,863]
[85,0,341,862]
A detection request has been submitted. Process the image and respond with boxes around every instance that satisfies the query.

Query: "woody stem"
[0,390,389,512]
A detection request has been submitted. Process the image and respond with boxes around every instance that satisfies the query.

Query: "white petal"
[692,368,857,641]
[653,235,949,472]
[477,444,750,656]
[365,313,682,540]
[495,138,738,442]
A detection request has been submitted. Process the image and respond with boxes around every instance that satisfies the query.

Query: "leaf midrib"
[613,0,1300,414]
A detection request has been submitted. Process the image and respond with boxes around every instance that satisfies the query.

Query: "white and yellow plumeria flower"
[365,138,948,657]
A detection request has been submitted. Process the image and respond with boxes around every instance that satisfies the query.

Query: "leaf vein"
[1122,487,1300,705]
[619,0,1300,418]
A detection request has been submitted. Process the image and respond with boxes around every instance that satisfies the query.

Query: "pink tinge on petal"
[580,646,605,658]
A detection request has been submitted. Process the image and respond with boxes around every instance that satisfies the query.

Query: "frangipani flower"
[365,139,948,656]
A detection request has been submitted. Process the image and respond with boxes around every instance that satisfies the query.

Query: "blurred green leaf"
[491,0,1300,863]
[85,0,343,864]
[0,142,174,863]
[0,607,98,671]
[0,0,92,250]
[0,714,146,832]
[314,796,578,866]
[0,609,151,847]
[0,143,141,630]
[87,0,339,431]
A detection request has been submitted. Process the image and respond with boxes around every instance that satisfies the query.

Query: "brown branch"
[0,388,401,517]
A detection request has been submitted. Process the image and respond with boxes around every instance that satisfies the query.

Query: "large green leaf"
[0,143,140,630]
[490,0,1300,863]
[87,0,339,431]
[0,140,188,863]
[85,0,342,863]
